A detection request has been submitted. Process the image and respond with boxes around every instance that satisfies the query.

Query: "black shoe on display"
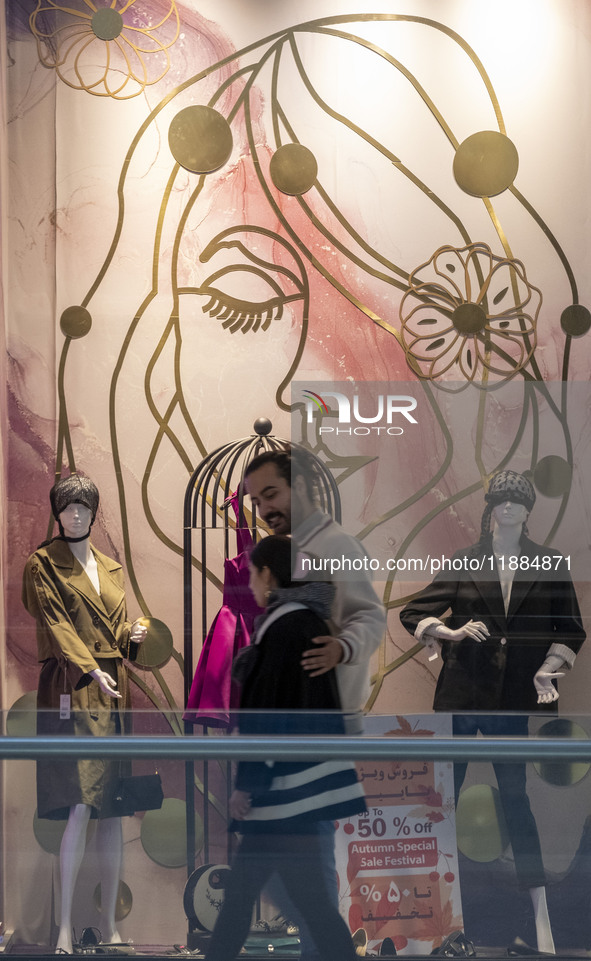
[379,937,397,956]
[431,931,476,957]
[80,928,102,946]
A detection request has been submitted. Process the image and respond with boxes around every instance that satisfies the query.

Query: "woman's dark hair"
[250,535,296,589]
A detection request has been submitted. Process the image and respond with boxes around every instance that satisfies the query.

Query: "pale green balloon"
[456,784,510,862]
[141,798,203,868]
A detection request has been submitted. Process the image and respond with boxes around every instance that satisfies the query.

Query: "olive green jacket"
[22,537,132,690]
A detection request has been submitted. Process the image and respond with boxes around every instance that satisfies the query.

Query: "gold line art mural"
[6,2,591,946]
[29,0,180,98]
[6,7,590,749]
[41,11,590,723]
[399,242,541,387]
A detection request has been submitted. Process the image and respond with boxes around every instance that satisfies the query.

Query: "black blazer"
[400,534,586,712]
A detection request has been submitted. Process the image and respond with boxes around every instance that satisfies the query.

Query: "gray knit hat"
[481,469,535,537]
[50,474,99,522]
[485,470,536,511]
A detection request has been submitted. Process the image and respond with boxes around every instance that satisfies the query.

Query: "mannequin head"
[480,469,536,538]
[50,474,99,540]
[58,502,94,540]
[491,500,529,531]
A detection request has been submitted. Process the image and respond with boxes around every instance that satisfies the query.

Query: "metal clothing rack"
[182,419,341,943]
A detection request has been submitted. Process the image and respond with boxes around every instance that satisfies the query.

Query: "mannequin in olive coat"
[22,476,146,954]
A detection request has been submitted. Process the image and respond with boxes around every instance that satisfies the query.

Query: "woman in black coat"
[400,470,585,953]
[205,535,365,961]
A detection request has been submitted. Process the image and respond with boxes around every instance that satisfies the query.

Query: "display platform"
[6,948,591,960]
[5,953,591,960]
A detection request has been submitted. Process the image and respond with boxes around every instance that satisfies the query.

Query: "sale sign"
[335,715,463,955]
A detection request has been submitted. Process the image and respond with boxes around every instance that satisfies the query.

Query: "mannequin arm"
[129,620,147,644]
[534,654,565,704]
[423,619,490,644]
[90,668,122,698]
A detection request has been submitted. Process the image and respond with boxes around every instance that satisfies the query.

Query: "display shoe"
[507,936,556,957]
[432,930,476,957]
[251,916,299,937]
[79,928,102,946]
[353,928,368,957]
[271,913,299,936]
[379,937,397,956]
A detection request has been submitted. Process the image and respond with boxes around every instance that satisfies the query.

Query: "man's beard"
[264,511,290,534]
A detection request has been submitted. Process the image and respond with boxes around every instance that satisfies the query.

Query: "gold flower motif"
[400,242,541,387]
[29,0,180,99]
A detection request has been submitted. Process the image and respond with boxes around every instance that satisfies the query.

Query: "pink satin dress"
[184,500,262,728]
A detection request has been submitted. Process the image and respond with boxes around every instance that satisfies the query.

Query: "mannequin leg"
[493,760,546,888]
[486,717,553,952]
[452,715,479,800]
[95,817,123,943]
[530,886,555,954]
[57,804,92,953]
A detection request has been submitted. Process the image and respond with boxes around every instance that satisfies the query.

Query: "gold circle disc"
[533,455,572,498]
[134,617,174,669]
[94,881,133,920]
[33,809,96,855]
[453,131,519,198]
[452,302,487,334]
[91,8,124,40]
[60,306,92,340]
[561,304,591,337]
[534,719,590,786]
[6,691,37,736]
[270,144,318,195]
[33,811,67,855]
[168,106,233,174]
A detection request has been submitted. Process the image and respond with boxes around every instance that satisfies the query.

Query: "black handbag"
[112,772,164,815]
[111,629,165,816]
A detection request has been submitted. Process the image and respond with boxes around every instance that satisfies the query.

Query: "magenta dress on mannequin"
[184,498,262,728]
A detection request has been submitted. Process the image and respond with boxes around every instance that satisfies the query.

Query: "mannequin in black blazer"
[400,470,585,954]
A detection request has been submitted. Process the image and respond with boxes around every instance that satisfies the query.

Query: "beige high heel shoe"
[352,928,368,957]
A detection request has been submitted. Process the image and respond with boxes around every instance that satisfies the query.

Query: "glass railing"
[1,712,590,959]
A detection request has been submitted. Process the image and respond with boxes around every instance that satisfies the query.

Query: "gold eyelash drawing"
[200,288,303,333]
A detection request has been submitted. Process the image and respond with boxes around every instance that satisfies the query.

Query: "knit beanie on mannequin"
[480,469,536,539]
[50,474,99,541]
